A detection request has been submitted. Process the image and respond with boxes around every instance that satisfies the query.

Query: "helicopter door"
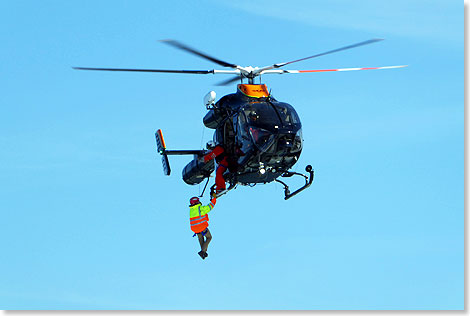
[223,118,236,155]
[214,125,223,145]
[235,112,254,159]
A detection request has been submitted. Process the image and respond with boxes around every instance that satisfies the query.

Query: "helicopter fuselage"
[183,84,303,186]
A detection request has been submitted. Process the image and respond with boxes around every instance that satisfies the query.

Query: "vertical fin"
[155,129,171,176]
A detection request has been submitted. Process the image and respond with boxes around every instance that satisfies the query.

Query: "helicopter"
[74,39,406,200]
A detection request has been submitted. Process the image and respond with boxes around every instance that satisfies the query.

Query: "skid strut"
[275,165,314,200]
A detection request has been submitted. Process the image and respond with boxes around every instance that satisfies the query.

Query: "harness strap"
[192,228,208,238]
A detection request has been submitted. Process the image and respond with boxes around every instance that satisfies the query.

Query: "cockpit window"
[238,104,277,152]
[243,102,281,130]
[249,126,275,151]
[274,102,300,126]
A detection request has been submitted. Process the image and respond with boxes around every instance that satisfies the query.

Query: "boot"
[198,251,206,260]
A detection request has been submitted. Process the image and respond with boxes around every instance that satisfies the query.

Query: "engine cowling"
[182,157,215,185]
[203,109,224,129]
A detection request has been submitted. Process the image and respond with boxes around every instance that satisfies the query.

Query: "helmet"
[189,196,201,206]
[206,140,216,149]
[249,111,259,121]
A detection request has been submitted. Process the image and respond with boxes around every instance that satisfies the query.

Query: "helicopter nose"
[277,133,295,151]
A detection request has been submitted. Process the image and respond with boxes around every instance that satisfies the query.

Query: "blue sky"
[0,0,463,310]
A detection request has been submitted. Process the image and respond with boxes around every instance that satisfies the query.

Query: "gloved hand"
[211,192,217,199]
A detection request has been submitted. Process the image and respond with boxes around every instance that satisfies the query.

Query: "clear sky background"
[0,0,463,310]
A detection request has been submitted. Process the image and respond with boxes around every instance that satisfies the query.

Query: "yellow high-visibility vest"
[189,199,216,233]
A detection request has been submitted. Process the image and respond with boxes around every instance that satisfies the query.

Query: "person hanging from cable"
[204,140,228,194]
[189,193,217,260]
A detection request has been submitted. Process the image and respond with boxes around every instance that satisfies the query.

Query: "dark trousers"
[197,228,212,253]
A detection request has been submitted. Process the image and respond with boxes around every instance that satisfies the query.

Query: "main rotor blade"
[73,67,213,74]
[215,75,242,86]
[261,65,407,75]
[260,38,384,72]
[160,39,239,69]
[293,65,407,73]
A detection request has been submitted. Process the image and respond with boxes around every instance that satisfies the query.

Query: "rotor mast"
[238,66,259,85]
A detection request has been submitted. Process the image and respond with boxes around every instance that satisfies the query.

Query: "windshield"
[273,102,301,127]
[238,105,277,152]
[249,126,275,151]
[243,102,281,130]
[238,101,300,152]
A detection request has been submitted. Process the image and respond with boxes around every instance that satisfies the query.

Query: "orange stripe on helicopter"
[157,129,166,149]
[237,84,269,98]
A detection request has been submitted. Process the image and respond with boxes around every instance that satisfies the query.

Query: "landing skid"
[210,183,237,198]
[275,165,314,200]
